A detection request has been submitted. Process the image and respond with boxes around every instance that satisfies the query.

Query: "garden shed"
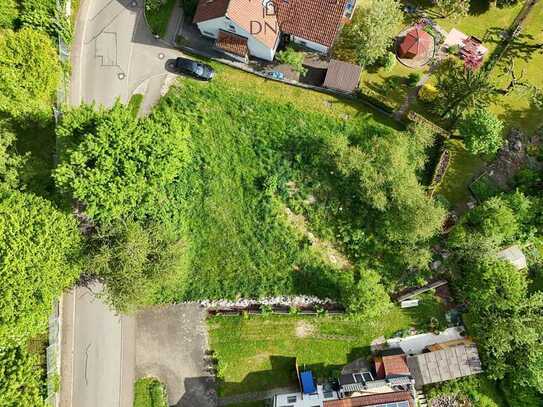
[407,344,483,387]
[322,59,361,93]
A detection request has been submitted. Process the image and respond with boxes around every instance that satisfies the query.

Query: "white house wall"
[196,17,278,61]
[292,35,329,54]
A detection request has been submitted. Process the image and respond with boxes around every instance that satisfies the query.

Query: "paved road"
[60,283,135,407]
[61,1,183,405]
[71,0,181,107]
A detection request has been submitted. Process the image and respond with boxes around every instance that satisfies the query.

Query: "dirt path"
[282,206,352,270]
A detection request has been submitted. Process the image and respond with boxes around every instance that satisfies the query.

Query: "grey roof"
[496,245,527,270]
[322,59,361,93]
[407,345,482,387]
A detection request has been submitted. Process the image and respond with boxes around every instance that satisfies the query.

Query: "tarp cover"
[300,371,316,394]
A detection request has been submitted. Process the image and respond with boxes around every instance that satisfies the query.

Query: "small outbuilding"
[322,59,362,93]
[398,27,433,59]
[407,343,483,387]
[496,245,527,270]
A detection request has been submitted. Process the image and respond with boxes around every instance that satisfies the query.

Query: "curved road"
[60,1,183,406]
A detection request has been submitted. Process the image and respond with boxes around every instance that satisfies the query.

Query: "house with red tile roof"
[193,0,355,61]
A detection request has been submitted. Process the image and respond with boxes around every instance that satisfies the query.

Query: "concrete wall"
[197,17,278,61]
[292,35,329,54]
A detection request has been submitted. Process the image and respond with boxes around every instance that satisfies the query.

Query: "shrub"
[407,72,421,86]
[0,28,60,120]
[418,83,438,103]
[54,103,191,225]
[447,44,460,55]
[0,191,81,345]
[276,46,307,75]
[134,377,168,407]
[381,52,397,72]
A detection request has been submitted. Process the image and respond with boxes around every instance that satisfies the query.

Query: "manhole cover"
[118,72,126,80]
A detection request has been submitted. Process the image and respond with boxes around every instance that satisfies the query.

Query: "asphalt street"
[60,0,182,406]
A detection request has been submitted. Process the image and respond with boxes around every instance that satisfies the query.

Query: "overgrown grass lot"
[208,300,447,397]
[153,77,443,301]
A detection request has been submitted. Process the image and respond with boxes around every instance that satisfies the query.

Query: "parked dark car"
[174,57,214,80]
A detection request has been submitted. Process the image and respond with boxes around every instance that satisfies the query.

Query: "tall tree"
[433,59,497,122]
[459,109,504,155]
[87,219,188,312]
[328,124,446,244]
[54,103,191,225]
[0,28,60,119]
[0,191,81,345]
[347,268,392,319]
[463,259,543,391]
[335,0,403,66]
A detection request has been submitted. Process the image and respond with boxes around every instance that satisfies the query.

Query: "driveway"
[136,304,217,407]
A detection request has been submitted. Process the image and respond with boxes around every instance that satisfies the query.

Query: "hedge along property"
[193,0,356,61]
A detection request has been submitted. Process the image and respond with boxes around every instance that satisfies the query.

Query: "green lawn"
[208,300,448,397]
[362,62,426,110]
[134,377,168,407]
[434,139,486,209]
[145,0,176,37]
[436,1,523,57]
[489,0,543,135]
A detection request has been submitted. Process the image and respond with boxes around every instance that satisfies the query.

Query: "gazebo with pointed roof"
[398,27,433,59]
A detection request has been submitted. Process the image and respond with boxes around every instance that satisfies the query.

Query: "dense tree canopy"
[327,123,445,244]
[463,259,543,391]
[459,109,504,155]
[0,345,45,407]
[0,28,60,119]
[0,120,26,193]
[0,0,18,29]
[88,219,188,312]
[334,0,403,66]
[54,103,191,225]
[0,191,81,344]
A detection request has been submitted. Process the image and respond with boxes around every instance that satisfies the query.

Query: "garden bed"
[145,0,176,38]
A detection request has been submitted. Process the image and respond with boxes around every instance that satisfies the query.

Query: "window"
[287,395,297,403]
[228,24,236,32]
